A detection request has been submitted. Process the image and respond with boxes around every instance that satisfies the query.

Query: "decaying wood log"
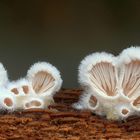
[0,89,140,140]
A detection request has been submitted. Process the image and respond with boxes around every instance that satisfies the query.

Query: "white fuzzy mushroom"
[27,62,62,97]
[74,47,140,120]
[0,88,16,111]
[0,63,16,111]
[6,62,62,110]
[118,47,140,113]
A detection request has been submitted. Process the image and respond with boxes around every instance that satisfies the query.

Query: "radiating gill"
[122,61,140,99]
[89,62,117,96]
[33,71,55,94]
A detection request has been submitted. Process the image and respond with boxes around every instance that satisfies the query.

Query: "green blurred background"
[0,0,140,87]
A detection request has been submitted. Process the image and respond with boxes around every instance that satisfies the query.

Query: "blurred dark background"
[0,0,140,87]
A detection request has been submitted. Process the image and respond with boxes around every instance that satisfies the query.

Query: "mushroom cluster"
[0,62,62,111]
[74,47,140,120]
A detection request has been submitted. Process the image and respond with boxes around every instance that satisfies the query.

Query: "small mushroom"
[6,62,62,110]
[74,47,140,120]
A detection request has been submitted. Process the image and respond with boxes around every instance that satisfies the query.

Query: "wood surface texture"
[0,89,139,140]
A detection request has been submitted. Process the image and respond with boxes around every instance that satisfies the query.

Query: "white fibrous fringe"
[75,46,140,120]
